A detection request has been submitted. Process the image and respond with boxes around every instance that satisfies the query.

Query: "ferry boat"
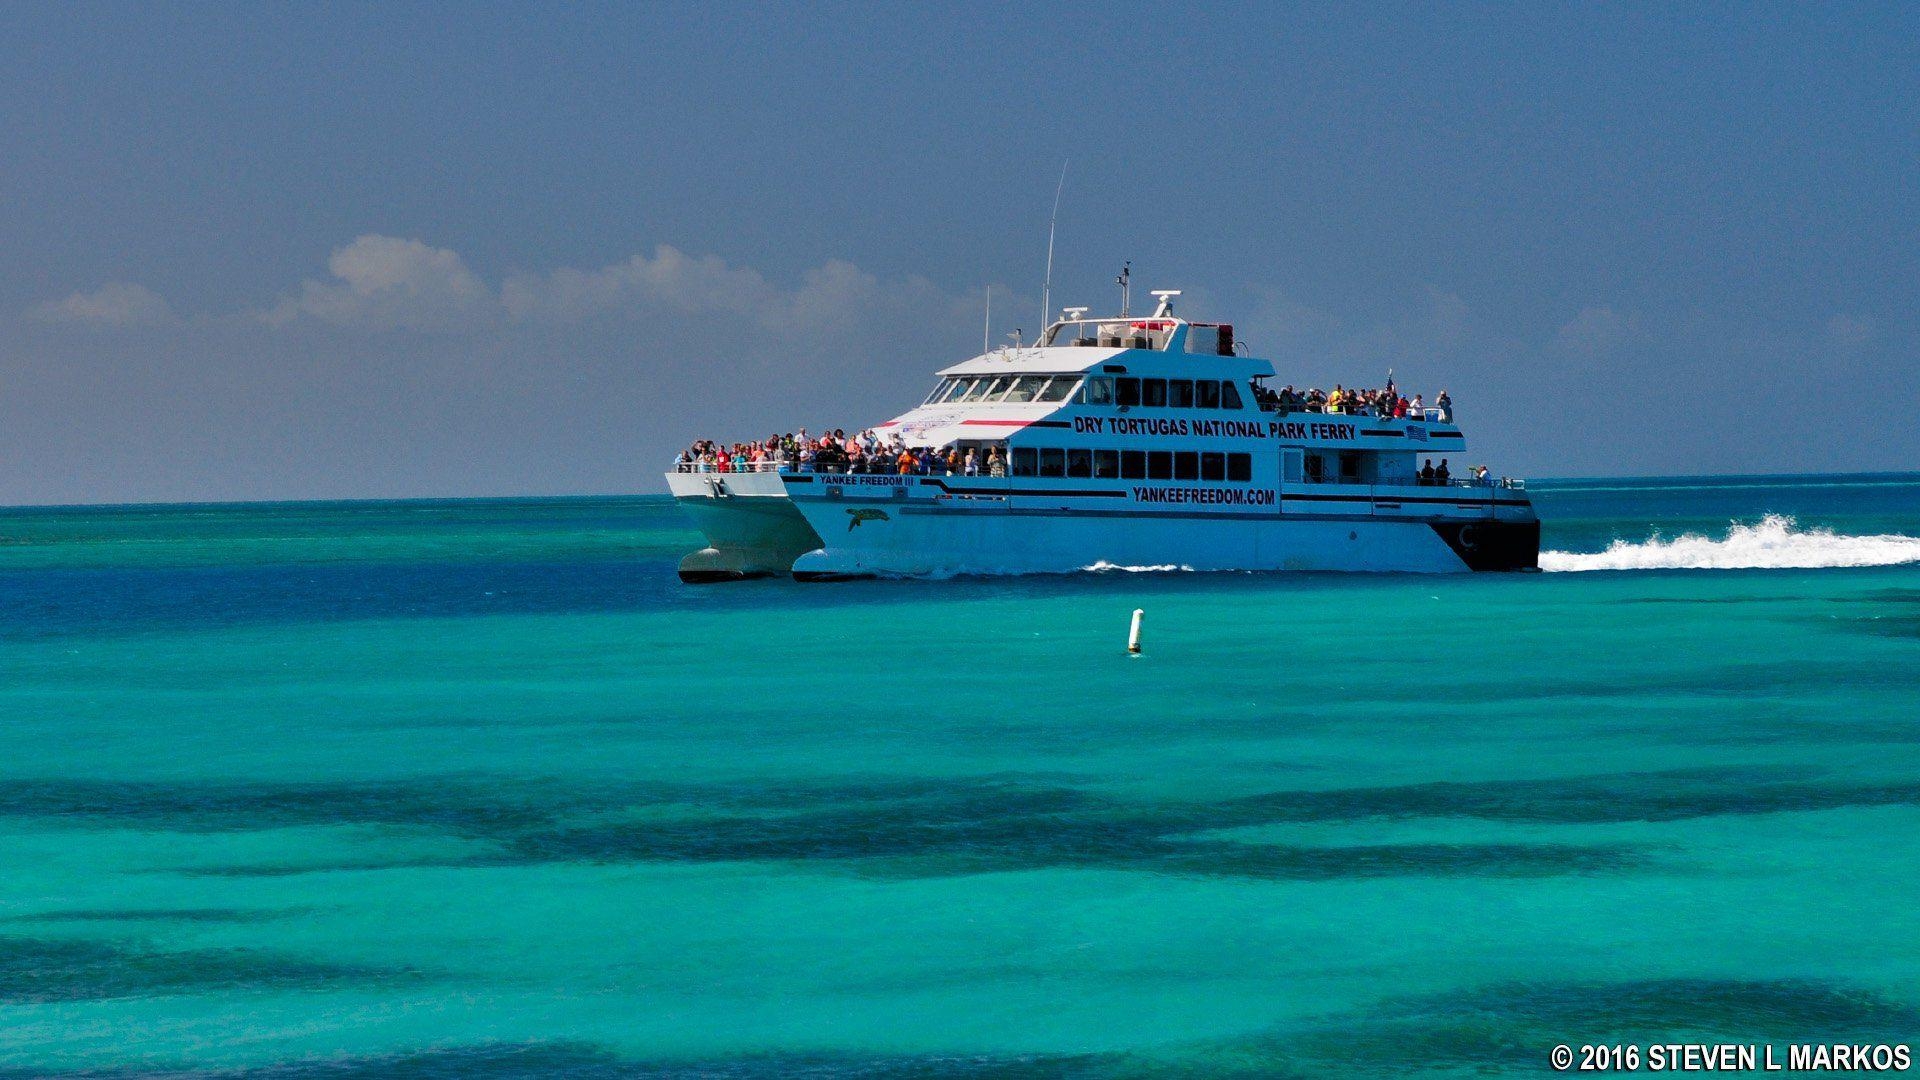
[667,291,1539,581]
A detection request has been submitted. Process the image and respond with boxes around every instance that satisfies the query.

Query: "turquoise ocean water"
[2,475,1918,1077]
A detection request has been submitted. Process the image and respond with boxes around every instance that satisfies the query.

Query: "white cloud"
[30,282,173,326]
[499,244,957,334]
[260,235,491,331]
[1555,305,1628,356]
[33,238,974,350]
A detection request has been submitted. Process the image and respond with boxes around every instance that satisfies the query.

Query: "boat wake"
[1541,514,1920,572]
[1084,560,1196,573]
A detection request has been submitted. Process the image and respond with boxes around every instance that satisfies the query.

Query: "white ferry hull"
[783,496,1533,579]
[665,471,823,582]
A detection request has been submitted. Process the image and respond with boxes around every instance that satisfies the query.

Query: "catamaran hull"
[669,472,1536,580]
[666,472,823,582]
[782,500,1537,578]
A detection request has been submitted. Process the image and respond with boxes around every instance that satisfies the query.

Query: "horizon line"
[4,469,1918,514]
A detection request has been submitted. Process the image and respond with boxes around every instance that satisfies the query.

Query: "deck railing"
[1259,401,1454,424]
[675,460,1525,490]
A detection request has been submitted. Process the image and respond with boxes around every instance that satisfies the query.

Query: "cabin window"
[1304,453,1327,482]
[1228,453,1252,482]
[1084,377,1114,406]
[1036,376,1081,403]
[967,377,1008,402]
[1174,451,1199,480]
[1201,452,1226,481]
[1142,379,1168,407]
[1121,450,1146,479]
[1221,381,1244,409]
[1001,375,1048,403]
[1169,380,1195,408]
[1011,447,1037,476]
[936,379,967,403]
[1148,450,1173,480]
[1093,449,1119,478]
[1038,448,1066,477]
[1116,377,1141,407]
[1066,449,1092,477]
[924,379,951,404]
[1339,452,1362,481]
[1197,381,1221,409]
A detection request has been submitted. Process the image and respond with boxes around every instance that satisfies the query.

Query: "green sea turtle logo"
[846,507,890,531]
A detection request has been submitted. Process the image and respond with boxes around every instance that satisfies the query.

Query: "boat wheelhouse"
[667,292,1539,581]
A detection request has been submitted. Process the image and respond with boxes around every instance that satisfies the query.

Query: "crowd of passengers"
[1253,378,1452,423]
[677,429,1009,476]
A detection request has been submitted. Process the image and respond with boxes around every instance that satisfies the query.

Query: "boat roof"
[939,308,1274,378]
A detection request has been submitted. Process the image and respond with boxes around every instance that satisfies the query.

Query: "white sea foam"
[1084,561,1196,573]
[1541,514,1920,572]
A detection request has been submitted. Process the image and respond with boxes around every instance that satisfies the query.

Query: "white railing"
[674,461,791,474]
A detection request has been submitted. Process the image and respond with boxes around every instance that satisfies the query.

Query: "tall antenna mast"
[982,285,991,355]
[1041,160,1068,331]
[1116,261,1132,317]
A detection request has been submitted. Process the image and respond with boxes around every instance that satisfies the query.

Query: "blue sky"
[3,3,1915,504]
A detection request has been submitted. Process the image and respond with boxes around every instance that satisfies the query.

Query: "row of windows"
[926,374,1081,405]
[1010,447,1255,482]
[925,374,1249,410]
[1102,376,1243,410]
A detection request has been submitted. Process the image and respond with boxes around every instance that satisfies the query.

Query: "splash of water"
[1542,514,1920,572]
[1084,561,1196,573]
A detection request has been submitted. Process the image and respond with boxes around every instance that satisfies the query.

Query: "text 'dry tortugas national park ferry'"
[667,290,1539,581]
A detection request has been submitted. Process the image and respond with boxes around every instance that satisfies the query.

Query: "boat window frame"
[1093,449,1120,478]
[1197,380,1221,409]
[1115,377,1141,407]
[1142,379,1168,407]
[1083,377,1114,406]
[1147,450,1173,480]
[1169,379,1195,408]
[1200,452,1226,481]
[1011,446,1038,476]
[1035,375,1082,403]
[1121,449,1147,479]
[1221,381,1244,409]
[972,377,1011,402]
[1000,375,1050,404]
[1038,448,1066,477]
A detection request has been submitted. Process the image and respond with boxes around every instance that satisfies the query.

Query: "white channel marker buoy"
[1128,608,1144,654]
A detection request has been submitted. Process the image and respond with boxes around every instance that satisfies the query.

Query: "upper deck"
[887,304,1458,453]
